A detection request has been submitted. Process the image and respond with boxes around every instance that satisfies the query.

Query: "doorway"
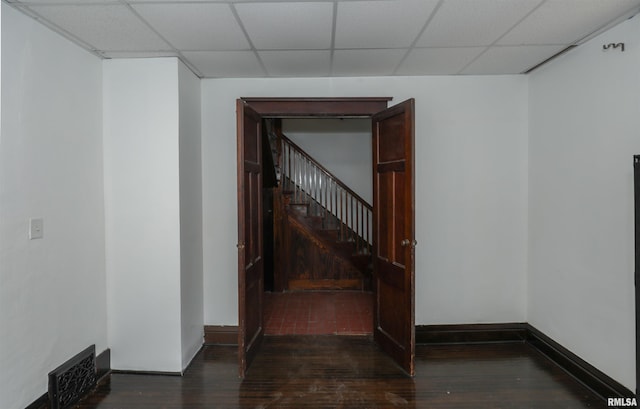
[237,97,416,377]
[262,116,374,336]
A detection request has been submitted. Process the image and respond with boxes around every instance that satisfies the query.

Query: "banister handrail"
[278,132,372,254]
[280,134,372,212]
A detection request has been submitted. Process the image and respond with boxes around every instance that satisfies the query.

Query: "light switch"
[29,218,43,240]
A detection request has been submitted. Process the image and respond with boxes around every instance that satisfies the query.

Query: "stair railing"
[279,134,372,255]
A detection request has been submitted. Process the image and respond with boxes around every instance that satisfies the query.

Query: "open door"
[237,100,264,377]
[634,155,639,396]
[372,99,416,376]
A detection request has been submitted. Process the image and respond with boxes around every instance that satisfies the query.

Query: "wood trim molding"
[416,322,634,400]
[416,323,528,344]
[241,97,392,117]
[25,394,48,409]
[204,325,239,345]
[526,324,634,400]
[111,370,182,376]
[96,348,111,382]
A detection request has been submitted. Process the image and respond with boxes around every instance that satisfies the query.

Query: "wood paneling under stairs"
[73,337,608,408]
[283,212,369,291]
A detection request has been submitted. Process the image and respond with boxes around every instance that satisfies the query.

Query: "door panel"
[372,99,415,376]
[237,100,264,377]
[634,155,639,396]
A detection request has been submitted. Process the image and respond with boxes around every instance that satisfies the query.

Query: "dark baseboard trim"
[111,369,182,376]
[96,348,111,382]
[415,322,634,400]
[416,323,528,344]
[204,325,239,345]
[526,324,634,399]
[24,393,48,409]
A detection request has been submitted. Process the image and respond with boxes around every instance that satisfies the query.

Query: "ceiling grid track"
[4,0,640,77]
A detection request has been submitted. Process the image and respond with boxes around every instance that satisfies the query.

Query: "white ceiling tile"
[14,0,117,3]
[418,0,542,47]
[335,0,440,49]
[132,3,250,51]
[182,51,264,77]
[259,50,330,77]
[235,2,333,50]
[332,49,406,76]
[130,0,226,2]
[9,0,640,77]
[462,45,566,74]
[397,47,486,75]
[498,0,640,45]
[28,4,171,51]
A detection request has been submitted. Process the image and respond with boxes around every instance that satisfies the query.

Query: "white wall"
[528,15,640,391]
[103,58,183,372]
[283,118,372,203]
[202,76,529,326]
[0,4,107,409]
[178,61,203,370]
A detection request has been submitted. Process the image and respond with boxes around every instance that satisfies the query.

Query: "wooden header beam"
[241,97,392,117]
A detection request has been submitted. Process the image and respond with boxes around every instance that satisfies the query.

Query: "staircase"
[268,121,373,291]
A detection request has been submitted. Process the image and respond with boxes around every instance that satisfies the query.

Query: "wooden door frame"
[634,154,639,396]
[239,96,392,294]
[241,97,391,117]
[237,96,411,373]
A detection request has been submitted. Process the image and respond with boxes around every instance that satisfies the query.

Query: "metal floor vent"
[48,345,97,409]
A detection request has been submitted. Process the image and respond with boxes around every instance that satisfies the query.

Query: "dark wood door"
[237,99,264,377]
[634,155,639,395]
[372,99,416,376]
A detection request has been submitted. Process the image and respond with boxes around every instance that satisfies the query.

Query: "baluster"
[359,201,363,253]
[348,194,352,243]
[311,165,316,203]
[345,190,349,242]
[336,187,344,241]
[349,195,353,243]
[298,152,302,201]
[315,167,318,205]
[282,141,286,185]
[290,145,294,193]
[355,200,360,253]
[308,163,312,204]
[302,157,306,202]
[367,209,371,253]
[333,180,337,220]
[305,158,308,202]
[320,170,323,213]
[296,150,300,202]
[287,142,291,190]
[292,147,296,195]
[324,173,328,217]
[347,192,351,242]
[287,145,293,190]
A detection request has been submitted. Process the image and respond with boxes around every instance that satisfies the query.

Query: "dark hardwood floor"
[75,336,607,408]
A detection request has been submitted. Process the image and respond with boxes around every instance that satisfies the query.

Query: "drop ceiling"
[4,0,640,78]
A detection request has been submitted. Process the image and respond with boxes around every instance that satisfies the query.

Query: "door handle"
[401,239,417,248]
[237,243,245,249]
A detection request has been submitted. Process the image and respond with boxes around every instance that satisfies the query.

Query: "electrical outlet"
[29,218,43,240]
